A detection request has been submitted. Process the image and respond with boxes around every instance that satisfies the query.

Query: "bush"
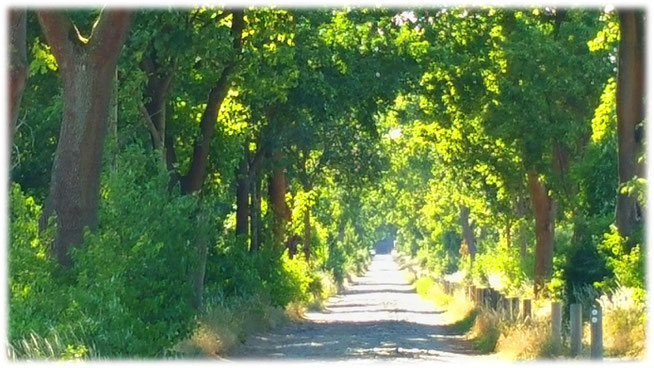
[9,183,59,341]
[9,147,207,358]
[597,225,644,292]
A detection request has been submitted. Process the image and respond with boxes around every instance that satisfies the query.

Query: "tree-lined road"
[230,254,481,361]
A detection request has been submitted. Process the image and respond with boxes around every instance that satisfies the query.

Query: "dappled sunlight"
[230,255,482,361]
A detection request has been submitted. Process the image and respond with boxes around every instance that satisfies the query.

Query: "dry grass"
[596,286,646,358]
[412,275,477,332]
[495,317,561,359]
[175,270,347,358]
[173,295,288,357]
[468,308,502,353]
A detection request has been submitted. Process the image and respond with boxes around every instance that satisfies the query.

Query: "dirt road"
[228,254,484,362]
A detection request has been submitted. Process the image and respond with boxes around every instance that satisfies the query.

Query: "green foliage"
[597,225,645,292]
[9,5,644,361]
[10,147,205,357]
[9,183,58,340]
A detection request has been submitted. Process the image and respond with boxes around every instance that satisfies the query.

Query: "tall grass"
[495,317,562,359]
[597,286,646,358]
[172,292,288,357]
[8,326,97,360]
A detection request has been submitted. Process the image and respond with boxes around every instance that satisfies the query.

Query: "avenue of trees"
[8,6,645,358]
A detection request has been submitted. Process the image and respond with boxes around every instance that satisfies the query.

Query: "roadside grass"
[495,317,562,359]
[596,286,646,358]
[172,292,288,357]
[175,264,364,358]
[411,274,477,335]
[8,326,98,360]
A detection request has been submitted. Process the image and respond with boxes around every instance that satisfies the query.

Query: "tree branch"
[180,10,245,193]
[89,9,133,66]
[36,10,76,66]
[139,101,162,149]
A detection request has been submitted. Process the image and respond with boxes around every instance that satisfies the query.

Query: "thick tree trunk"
[235,143,250,238]
[269,150,291,248]
[459,206,477,260]
[616,10,645,239]
[37,10,132,266]
[528,169,555,295]
[9,10,28,142]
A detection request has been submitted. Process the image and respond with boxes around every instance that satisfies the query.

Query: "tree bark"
[616,10,645,239]
[528,169,555,295]
[303,205,311,260]
[179,11,244,194]
[38,10,132,266]
[9,9,28,143]
[140,54,174,154]
[249,164,262,252]
[459,206,477,260]
[235,142,250,238]
[109,69,119,167]
[519,223,527,259]
[505,217,512,249]
[269,149,291,248]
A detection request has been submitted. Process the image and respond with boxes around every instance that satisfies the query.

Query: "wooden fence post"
[551,302,562,350]
[591,306,603,360]
[496,293,508,318]
[570,303,582,357]
[480,288,489,308]
[523,299,532,320]
[551,301,562,352]
[491,289,501,311]
[510,297,520,320]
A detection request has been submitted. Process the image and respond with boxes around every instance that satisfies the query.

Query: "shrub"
[10,147,207,358]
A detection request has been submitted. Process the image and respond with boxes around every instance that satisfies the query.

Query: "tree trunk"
[269,150,291,248]
[249,157,262,252]
[9,9,28,142]
[505,217,512,249]
[140,54,174,154]
[37,10,132,266]
[235,143,250,238]
[109,69,119,167]
[528,169,555,295]
[303,205,311,260]
[519,223,527,259]
[616,10,645,239]
[179,11,244,194]
[460,205,477,260]
[337,220,346,243]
